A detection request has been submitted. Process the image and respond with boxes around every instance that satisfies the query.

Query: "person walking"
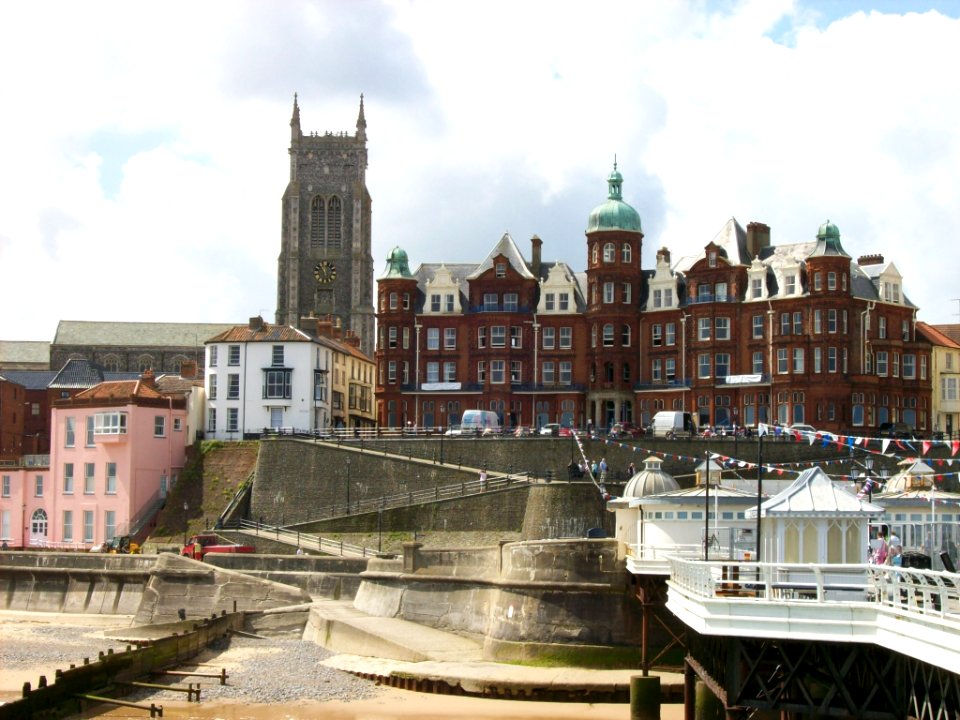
[479,467,488,492]
[887,531,903,566]
[627,461,636,477]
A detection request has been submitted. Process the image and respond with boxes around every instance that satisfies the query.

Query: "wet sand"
[68,691,685,720]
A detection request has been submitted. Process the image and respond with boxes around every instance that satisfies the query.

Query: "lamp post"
[182,502,189,546]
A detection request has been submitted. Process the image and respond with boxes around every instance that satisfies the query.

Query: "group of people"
[871,530,904,566]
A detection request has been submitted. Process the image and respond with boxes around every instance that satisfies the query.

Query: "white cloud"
[1,0,958,343]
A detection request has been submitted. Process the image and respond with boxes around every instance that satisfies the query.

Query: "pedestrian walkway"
[306,599,684,702]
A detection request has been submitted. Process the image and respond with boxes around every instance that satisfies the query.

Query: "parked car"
[877,422,918,439]
[182,534,255,561]
[787,424,817,435]
[540,423,573,437]
[609,422,642,439]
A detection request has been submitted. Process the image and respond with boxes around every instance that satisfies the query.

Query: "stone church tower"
[276,94,375,356]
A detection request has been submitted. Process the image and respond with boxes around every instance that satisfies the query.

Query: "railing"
[234,519,383,558]
[0,455,51,468]
[667,556,960,614]
[295,470,533,520]
[688,294,738,305]
[633,379,691,391]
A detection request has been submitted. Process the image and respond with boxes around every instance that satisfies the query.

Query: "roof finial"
[356,93,367,140]
[613,153,618,172]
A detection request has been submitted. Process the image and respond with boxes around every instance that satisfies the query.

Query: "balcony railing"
[634,379,691,391]
[466,304,533,314]
[689,293,738,305]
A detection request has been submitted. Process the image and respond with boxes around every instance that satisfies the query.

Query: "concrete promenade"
[307,598,685,703]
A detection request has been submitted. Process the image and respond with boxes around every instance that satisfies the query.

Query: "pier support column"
[629,674,660,720]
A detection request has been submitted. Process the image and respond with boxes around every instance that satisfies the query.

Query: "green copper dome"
[809,219,849,258]
[586,164,642,234]
[817,220,840,241]
[381,246,414,279]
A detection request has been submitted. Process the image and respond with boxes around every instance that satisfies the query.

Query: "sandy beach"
[0,612,683,719]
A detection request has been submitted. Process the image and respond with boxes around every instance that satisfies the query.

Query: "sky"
[2,0,960,342]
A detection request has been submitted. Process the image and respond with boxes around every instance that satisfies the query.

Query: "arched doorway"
[30,508,48,546]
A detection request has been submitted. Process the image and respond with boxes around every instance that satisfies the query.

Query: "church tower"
[276,94,375,357]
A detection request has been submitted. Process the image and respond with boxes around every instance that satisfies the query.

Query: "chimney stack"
[249,316,265,331]
[746,222,771,260]
[656,246,671,265]
[531,235,542,277]
[140,369,157,389]
[180,360,198,380]
[858,254,884,267]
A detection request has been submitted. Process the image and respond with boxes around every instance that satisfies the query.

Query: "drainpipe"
[860,301,875,374]
[766,303,775,422]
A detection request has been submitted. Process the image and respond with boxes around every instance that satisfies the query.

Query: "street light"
[182,502,189,545]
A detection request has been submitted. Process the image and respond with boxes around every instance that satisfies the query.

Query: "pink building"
[30,373,187,548]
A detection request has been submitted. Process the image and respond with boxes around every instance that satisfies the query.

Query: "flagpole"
[756,432,763,563]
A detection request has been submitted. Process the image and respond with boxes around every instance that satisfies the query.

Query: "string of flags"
[580,426,960,485]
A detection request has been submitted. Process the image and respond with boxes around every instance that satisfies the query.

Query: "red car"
[609,422,642,439]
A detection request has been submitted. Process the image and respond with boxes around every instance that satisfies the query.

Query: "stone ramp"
[305,598,483,663]
[304,599,683,703]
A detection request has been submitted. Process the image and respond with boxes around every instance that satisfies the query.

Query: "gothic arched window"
[310,195,325,247]
[327,196,342,250]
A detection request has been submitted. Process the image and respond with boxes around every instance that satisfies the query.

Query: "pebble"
[1,622,380,705]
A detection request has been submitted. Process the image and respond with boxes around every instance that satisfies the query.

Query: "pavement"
[308,599,685,702]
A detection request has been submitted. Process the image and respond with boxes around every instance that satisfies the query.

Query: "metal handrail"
[234,519,382,558]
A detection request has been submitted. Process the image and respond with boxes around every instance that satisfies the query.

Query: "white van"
[651,411,697,439]
[457,409,501,436]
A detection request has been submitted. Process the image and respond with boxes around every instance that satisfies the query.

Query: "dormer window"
[751,277,763,299]
[708,251,717,267]
[496,263,506,278]
[444,293,455,312]
[430,294,441,312]
[785,275,796,295]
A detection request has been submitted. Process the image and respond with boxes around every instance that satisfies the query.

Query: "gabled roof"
[917,322,960,349]
[0,370,58,390]
[673,218,750,273]
[934,324,960,344]
[0,340,50,365]
[748,466,882,517]
[466,233,536,280]
[48,358,140,389]
[73,379,166,402]
[54,320,237,347]
[206,323,313,344]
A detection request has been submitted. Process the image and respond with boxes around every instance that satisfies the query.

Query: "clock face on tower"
[313,261,337,284]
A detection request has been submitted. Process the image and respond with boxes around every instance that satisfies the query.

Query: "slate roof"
[466,233,537,280]
[54,320,237,347]
[0,370,58,390]
[0,340,50,365]
[48,358,140,389]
